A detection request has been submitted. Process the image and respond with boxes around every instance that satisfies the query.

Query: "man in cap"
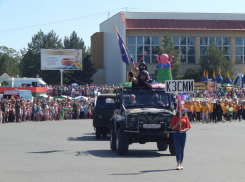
[129,70,152,89]
[130,56,149,78]
[130,56,150,85]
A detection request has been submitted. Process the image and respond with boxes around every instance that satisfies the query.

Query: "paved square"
[0,120,244,182]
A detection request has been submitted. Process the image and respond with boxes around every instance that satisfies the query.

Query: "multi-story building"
[91,11,245,85]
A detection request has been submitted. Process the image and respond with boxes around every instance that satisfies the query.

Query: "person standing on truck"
[129,70,152,89]
[171,105,191,170]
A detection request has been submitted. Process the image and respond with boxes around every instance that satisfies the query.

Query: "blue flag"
[114,27,130,66]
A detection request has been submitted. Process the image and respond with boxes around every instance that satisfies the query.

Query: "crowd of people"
[180,87,245,123]
[46,84,115,97]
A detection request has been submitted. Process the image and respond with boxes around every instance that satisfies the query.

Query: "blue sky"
[1,0,245,53]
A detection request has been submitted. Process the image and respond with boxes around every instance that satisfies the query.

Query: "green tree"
[183,67,201,82]
[63,31,97,84]
[156,32,181,79]
[0,46,20,76]
[199,40,234,81]
[21,30,63,84]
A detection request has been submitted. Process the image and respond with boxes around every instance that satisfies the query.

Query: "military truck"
[93,93,116,139]
[110,87,176,155]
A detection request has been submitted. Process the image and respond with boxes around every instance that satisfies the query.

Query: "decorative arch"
[233,73,244,88]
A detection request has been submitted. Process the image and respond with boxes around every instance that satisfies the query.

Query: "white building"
[91,11,245,85]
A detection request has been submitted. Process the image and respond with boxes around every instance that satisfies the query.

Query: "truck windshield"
[96,97,115,108]
[122,90,170,109]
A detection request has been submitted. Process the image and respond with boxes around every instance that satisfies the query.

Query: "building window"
[200,37,231,61]
[173,37,195,64]
[235,37,245,64]
[127,36,160,63]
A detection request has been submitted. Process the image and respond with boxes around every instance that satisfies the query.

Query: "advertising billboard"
[194,82,217,91]
[41,49,82,70]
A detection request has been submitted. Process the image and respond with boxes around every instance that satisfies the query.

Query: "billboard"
[41,49,82,70]
[194,82,217,91]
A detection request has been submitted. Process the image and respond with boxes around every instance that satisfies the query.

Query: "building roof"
[126,19,245,31]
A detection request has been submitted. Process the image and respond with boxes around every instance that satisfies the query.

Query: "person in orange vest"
[192,101,197,122]
[222,102,229,121]
[232,102,237,120]
[186,100,193,122]
[195,101,202,122]
[209,102,213,122]
[202,100,209,123]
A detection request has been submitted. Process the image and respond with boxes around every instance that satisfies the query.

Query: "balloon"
[188,94,190,96]
[181,95,186,100]
[181,101,185,105]
[176,96,180,100]
[184,108,187,112]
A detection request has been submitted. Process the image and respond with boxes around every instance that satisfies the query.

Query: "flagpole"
[132,52,147,71]
[114,25,132,58]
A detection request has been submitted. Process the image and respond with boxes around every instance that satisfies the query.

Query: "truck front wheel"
[116,129,129,155]
[110,128,116,151]
[95,127,101,139]
[157,142,168,151]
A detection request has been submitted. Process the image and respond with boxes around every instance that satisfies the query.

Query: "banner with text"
[194,82,217,91]
[165,80,194,93]
[41,49,82,70]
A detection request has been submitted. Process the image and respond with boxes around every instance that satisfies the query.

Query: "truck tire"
[169,133,176,155]
[116,129,129,155]
[102,132,107,137]
[157,142,168,151]
[110,128,116,151]
[169,143,176,155]
[95,127,101,139]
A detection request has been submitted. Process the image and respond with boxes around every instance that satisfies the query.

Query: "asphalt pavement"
[0,119,245,182]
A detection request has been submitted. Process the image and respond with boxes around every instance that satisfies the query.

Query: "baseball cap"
[178,105,185,111]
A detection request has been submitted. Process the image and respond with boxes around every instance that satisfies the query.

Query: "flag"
[114,26,130,66]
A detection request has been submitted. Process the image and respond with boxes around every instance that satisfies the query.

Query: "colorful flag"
[114,26,130,66]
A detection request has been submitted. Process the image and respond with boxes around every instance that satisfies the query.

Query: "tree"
[183,67,201,82]
[156,32,181,79]
[63,31,97,84]
[0,46,20,76]
[199,40,234,81]
[21,30,63,84]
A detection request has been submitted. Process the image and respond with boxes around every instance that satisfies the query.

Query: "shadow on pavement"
[82,149,173,158]
[67,136,110,141]
[110,169,176,175]
[27,150,67,154]
[83,133,95,135]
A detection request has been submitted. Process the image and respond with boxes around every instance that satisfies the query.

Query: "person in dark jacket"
[129,70,152,90]
[213,101,218,123]
[216,101,223,122]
